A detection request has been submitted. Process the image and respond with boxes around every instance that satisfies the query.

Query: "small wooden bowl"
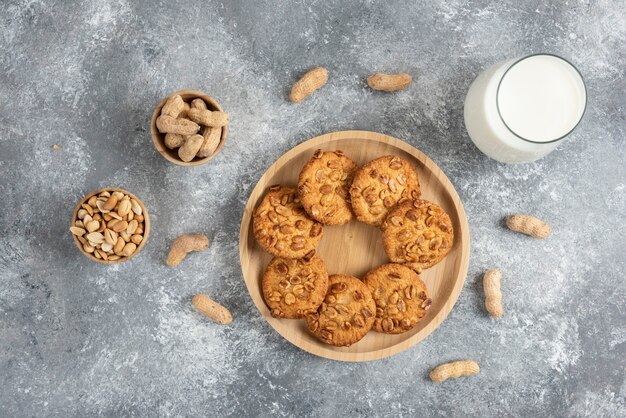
[150,89,229,167]
[70,187,151,265]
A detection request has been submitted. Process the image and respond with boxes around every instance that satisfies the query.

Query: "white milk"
[464,54,586,163]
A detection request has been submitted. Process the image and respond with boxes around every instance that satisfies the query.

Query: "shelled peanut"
[70,190,146,262]
[289,67,328,103]
[367,72,412,91]
[483,269,503,318]
[166,234,209,267]
[192,294,232,325]
[506,214,551,239]
[156,94,228,162]
[429,360,480,383]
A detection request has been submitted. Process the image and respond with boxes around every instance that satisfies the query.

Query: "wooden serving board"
[239,131,470,361]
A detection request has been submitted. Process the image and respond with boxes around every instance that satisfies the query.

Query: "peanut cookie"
[253,185,324,258]
[305,275,376,347]
[363,263,431,334]
[381,199,454,273]
[262,254,329,319]
[349,155,420,226]
[297,149,358,225]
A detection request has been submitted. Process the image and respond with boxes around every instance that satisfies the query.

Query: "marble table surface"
[1,0,624,416]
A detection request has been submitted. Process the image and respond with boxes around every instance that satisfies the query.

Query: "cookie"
[381,199,454,273]
[253,185,323,259]
[349,155,420,226]
[363,263,431,334]
[262,254,329,319]
[305,274,376,347]
[297,149,358,225]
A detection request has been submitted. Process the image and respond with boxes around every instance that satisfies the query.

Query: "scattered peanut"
[191,98,207,110]
[69,226,86,236]
[506,214,551,239]
[164,133,186,149]
[156,115,200,136]
[161,94,186,117]
[178,134,204,162]
[120,242,137,257]
[117,199,131,217]
[120,230,131,242]
[114,237,125,254]
[130,199,142,215]
[187,108,229,127]
[178,102,191,118]
[126,219,138,235]
[166,234,209,266]
[197,126,222,158]
[192,294,232,325]
[367,72,412,91]
[71,189,147,262]
[85,220,99,232]
[483,269,503,318]
[112,220,128,233]
[289,67,328,103]
[429,360,480,383]
[104,229,117,245]
[156,95,227,161]
[103,195,118,211]
[85,232,104,244]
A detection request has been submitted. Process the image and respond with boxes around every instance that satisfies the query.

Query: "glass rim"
[495,53,588,145]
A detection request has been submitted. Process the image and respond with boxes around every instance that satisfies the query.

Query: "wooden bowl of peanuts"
[69,188,150,264]
[150,89,229,167]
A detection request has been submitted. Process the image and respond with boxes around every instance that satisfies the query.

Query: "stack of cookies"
[252,149,454,347]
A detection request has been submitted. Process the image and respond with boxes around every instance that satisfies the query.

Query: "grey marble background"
[1,0,625,416]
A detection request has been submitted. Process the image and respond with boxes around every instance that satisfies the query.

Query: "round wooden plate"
[239,131,470,361]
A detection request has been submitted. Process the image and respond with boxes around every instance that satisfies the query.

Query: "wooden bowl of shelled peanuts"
[69,188,150,264]
[150,89,229,167]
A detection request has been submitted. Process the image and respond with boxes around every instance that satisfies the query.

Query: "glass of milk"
[464,54,587,163]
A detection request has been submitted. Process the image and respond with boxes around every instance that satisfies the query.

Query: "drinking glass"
[464,53,587,163]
